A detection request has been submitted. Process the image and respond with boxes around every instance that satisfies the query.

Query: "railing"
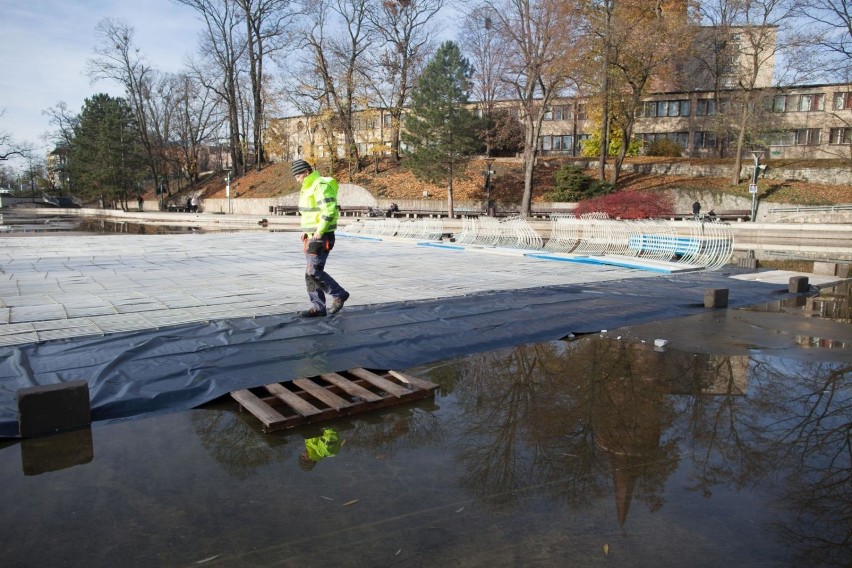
[545,214,733,270]
[343,212,734,271]
[767,204,852,213]
[341,217,444,241]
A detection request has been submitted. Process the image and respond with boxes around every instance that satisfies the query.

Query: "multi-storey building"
[269,80,852,164]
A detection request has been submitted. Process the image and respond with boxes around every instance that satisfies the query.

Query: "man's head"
[292,159,312,183]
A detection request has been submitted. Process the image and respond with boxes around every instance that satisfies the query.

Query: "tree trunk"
[731,103,749,185]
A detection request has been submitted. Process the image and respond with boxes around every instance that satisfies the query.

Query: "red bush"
[573,191,674,219]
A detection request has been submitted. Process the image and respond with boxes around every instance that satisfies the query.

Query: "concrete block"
[836,264,850,278]
[704,288,729,308]
[17,380,91,438]
[788,276,809,294]
[737,258,758,269]
[812,262,836,275]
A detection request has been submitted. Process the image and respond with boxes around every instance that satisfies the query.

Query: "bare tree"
[484,0,583,217]
[173,73,226,184]
[87,19,170,191]
[605,1,695,185]
[0,110,30,162]
[795,0,852,82]
[367,0,444,161]
[697,0,806,184]
[461,5,515,158]
[236,0,296,170]
[178,0,249,175]
[297,0,373,179]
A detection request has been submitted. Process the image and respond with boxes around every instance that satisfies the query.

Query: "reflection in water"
[746,282,851,351]
[433,335,850,565]
[19,428,94,476]
[299,428,341,471]
[7,327,848,566]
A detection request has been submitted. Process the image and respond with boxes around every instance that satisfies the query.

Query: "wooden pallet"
[230,368,438,432]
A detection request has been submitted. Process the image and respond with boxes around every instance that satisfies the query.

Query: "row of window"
[541,104,588,121]
[611,92,852,119]
[538,127,852,152]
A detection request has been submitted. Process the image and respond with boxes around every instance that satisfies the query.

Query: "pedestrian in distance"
[190,195,198,212]
[692,201,701,220]
[137,195,143,211]
[293,159,350,317]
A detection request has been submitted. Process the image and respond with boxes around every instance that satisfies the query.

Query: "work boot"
[299,308,326,318]
[328,293,349,315]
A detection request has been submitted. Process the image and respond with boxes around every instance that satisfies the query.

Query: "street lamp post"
[225,169,233,214]
[749,151,763,222]
[484,158,494,216]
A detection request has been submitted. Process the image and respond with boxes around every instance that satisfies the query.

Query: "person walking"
[692,201,701,220]
[293,159,349,317]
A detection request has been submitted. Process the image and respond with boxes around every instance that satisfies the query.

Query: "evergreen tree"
[70,93,146,208]
[403,41,483,217]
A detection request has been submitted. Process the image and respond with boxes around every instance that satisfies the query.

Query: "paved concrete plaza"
[0,232,677,346]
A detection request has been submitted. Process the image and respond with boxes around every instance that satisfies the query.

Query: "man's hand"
[313,231,322,240]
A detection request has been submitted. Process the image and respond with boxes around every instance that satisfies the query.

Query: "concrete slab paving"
[1,232,672,346]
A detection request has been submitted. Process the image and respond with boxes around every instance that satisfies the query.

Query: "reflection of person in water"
[299,428,341,471]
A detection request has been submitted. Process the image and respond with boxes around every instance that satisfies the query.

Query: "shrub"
[573,190,674,219]
[547,164,615,202]
[645,138,683,157]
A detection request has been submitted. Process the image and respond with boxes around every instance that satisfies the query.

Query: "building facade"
[269,81,852,164]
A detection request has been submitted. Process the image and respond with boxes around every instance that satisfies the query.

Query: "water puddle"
[1,296,848,567]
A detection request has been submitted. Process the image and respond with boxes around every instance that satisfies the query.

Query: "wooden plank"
[231,389,287,429]
[387,370,438,392]
[348,368,410,398]
[265,383,322,416]
[320,372,383,402]
[292,378,353,411]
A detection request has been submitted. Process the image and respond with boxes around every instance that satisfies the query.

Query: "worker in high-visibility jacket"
[293,159,349,317]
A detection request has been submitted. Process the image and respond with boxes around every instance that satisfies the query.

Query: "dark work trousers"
[304,232,347,314]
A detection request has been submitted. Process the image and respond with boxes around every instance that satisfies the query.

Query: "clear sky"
[0,0,201,165]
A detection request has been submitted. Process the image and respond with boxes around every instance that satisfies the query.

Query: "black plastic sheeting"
[0,270,789,437]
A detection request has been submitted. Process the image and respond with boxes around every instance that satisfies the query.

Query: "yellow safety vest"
[299,170,339,235]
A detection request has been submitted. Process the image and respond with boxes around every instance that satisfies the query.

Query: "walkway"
[0,232,669,346]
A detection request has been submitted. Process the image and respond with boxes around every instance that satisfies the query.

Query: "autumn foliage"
[573,190,674,219]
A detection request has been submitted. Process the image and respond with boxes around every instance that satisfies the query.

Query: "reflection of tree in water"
[191,408,295,479]
[676,353,850,566]
[760,361,850,567]
[450,337,680,519]
[340,404,443,458]
[192,400,442,478]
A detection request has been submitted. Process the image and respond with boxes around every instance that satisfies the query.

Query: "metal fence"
[342,213,733,271]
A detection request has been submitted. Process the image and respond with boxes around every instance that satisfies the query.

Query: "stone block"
[836,264,850,278]
[17,380,91,438]
[738,258,758,269]
[788,276,809,294]
[812,262,836,275]
[704,288,729,308]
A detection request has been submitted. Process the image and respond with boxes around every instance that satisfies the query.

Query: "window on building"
[769,131,795,146]
[644,99,690,117]
[694,131,717,148]
[696,99,718,116]
[539,134,575,152]
[773,95,787,112]
[795,128,821,145]
[383,114,393,127]
[576,104,587,121]
[797,93,825,112]
[833,92,852,110]
[829,128,851,144]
